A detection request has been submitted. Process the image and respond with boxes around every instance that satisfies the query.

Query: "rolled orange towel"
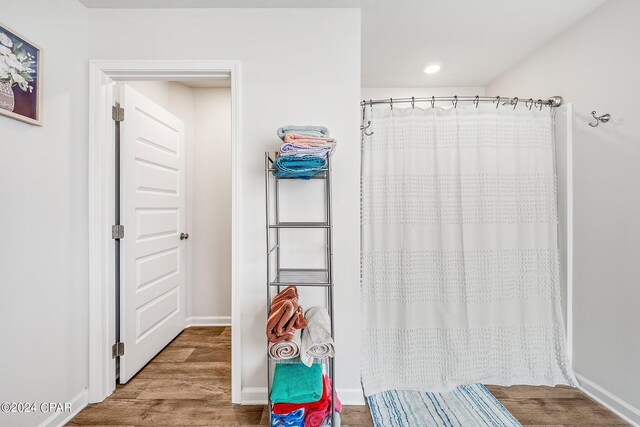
[267,286,307,343]
[271,286,299,306]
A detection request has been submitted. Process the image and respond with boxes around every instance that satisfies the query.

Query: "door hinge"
[112,342,125,358]
[112,224,125,239]
[112,106,125,122]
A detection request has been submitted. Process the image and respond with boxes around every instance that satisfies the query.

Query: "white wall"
[191,88,232,322]
[362,86,486,101]
[88,8,362,404]
[488,1,640,423]
[0,1,89,426]
[124,81,232,323]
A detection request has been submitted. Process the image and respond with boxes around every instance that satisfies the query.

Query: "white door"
[119,84,187,383]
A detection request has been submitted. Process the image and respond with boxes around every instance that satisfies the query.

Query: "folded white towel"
[268,329,301,360]
[301,306,335,367]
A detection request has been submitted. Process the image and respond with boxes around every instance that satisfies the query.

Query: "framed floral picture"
[0,23,41,126]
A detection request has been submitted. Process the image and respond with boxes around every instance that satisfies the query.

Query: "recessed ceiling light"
[424,64,441,74]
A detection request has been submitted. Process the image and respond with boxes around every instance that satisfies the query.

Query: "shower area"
[359,95,577,425]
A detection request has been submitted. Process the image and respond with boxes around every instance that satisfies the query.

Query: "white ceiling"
[79,0,607,87]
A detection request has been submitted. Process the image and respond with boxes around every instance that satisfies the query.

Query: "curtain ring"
[495,96,501,108]
[474,95,480,108]
[452,95,458,108]
[431,96,435,108]
[526,98,534,110]
[512,97,519,110]
[411,96,415,109]
[390,98,393,110]
[537,99,543,111]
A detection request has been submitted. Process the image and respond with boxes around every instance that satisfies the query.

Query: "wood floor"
[68,327,627,426]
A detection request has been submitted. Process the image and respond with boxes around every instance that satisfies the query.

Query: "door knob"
[180,232,190,240]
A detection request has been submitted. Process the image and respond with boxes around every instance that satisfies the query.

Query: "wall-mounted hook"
[589,111,611,127]
[361,104,374,136]
[361,120,374,136]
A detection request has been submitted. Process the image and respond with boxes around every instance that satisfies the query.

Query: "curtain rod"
[360,95,563,109]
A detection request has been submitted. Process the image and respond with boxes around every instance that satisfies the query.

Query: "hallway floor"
[68,327,627,426]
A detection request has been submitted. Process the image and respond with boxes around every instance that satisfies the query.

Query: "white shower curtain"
[361,103,577,396]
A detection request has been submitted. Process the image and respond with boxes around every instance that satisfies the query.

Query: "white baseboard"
[241,387,269,405]
[38,389,88,427]
[241,386,365,406]
[336,388,366,405]
[185,316,231,327]
[576,373,640,426]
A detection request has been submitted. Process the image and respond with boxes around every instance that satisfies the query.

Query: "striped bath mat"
[367,384,521,427]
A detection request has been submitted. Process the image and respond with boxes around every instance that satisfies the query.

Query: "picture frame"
[0,22,42,126]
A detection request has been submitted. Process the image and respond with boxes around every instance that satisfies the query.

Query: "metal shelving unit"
[265,151,336,424]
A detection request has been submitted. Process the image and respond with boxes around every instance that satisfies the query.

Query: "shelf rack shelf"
[268,222,330,229]
[270,268,330,287]
[264,151,336,424]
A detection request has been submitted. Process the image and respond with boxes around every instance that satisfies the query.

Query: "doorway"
[87,60,241,404]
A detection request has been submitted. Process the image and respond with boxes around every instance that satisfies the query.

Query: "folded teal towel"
[274,155,327,180]
[270,363,323,404]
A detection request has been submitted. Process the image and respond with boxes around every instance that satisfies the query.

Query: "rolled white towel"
[301,306,335,367]
[268,329,301,360]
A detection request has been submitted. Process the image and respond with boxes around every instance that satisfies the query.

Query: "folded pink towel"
[283,133,337,146]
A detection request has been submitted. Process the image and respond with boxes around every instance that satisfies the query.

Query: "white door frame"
[88,60,242,404]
